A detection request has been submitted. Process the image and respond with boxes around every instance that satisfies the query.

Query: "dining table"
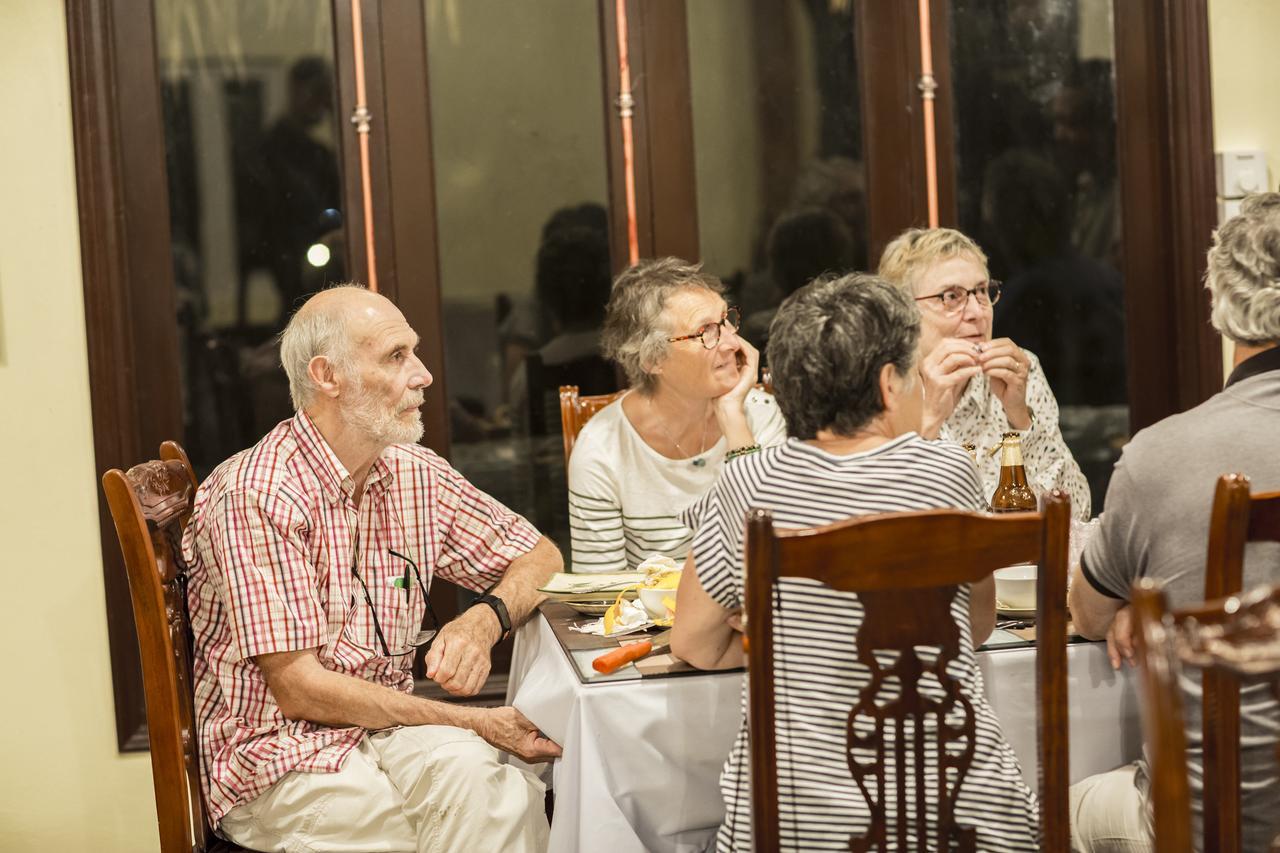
[506,602,1145,853]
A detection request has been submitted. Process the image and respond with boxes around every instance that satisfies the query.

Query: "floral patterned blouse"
[939,349,1091,520]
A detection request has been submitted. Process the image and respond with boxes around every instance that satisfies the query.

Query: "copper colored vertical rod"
[350,0,379,291]
[615,0,640,264]
[917,0,940,227]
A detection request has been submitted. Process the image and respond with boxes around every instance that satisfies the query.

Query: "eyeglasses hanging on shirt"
[348,528,442,658]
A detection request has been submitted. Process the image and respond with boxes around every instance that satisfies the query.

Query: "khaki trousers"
[1069,762,1153,853]
[219,725,548,853]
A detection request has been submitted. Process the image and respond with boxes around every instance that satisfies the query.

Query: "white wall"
[1207,0,1280,376]
[0,3,159,851]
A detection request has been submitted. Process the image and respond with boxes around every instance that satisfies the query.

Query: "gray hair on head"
[278,283,367,411]
[601,257,725,392]
[766,272,920,440]
[1206,192,1280,345]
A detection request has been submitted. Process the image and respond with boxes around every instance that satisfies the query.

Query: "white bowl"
[638,586,677,621]
[994,564,1038,611]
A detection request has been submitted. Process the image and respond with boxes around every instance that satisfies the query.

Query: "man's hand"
[977,338,1031,430]
[918,338,982,438]
[1105,605,1135,670]
[424,605,502,696]
[477,706,563,763]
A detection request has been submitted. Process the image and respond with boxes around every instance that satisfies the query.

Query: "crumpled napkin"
[569,599,654,637]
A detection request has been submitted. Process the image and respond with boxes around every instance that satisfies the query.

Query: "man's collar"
[1224,345,1280,389]
[292,411,393,504]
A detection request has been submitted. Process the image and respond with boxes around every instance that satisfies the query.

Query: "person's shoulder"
[1121,389,1238,465]
[213,420,304,492]
[745,386,780,412]
[574,395,628,445]
[383,441,450,474]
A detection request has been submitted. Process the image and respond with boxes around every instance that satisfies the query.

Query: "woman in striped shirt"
[567,257,786,572]
[672,273,1038,851]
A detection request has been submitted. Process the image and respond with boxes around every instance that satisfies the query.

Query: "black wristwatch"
[468,593,511,643]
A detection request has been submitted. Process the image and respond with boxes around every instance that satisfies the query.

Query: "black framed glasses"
[914,280,1002,315]
[349,548,441,659]
[666,306,742,349]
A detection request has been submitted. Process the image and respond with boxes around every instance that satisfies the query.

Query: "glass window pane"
[155,1,347,476]
[424,0,616,550]
[687,1,868,360]
[949,0,1127,501]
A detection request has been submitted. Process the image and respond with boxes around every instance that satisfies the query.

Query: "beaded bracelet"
[725,443,761,461]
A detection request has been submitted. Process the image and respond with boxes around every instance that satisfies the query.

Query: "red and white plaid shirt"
[182,411,540,824]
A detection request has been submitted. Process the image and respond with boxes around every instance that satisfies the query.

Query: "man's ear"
[307,356,341,399]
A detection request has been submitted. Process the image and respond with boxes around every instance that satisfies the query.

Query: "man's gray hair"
[1207,192,1280,345]
[767,273,920,440]
[601,257,724,392]
[278,283,366,410]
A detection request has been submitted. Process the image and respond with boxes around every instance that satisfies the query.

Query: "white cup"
[993,564,1038,611]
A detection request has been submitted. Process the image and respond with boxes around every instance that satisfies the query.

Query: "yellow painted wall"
[0,3,159,851]
[1207,0,1280,377]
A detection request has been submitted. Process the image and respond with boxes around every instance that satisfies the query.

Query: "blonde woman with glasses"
[880,227,1090,519]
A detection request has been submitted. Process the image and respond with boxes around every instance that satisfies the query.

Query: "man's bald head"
[279,284,397,410]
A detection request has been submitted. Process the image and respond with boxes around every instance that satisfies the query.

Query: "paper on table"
[569,599,654,637]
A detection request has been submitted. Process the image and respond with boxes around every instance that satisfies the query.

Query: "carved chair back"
[101,442,246,853]
[744,491,1072,853]
[1194,473,1280,852]
[1131,579,1280,853]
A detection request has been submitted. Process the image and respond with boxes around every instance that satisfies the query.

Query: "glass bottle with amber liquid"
[990,431,1037,512]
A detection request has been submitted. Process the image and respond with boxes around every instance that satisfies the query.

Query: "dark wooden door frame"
[66,0,1221,752]
[1113,0,1222,429]
[67,0,373,750]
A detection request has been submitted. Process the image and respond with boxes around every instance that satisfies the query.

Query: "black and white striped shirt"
[688,434,1039,852]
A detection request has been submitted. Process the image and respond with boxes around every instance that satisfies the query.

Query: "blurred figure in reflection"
[742,206,854,358]
[1052,60,1120,269]
[513,208,618,434]
[238,55,344,327]
[879,227,1091,519]
[982,148,1126,407]
[737,157,868,321]
[497,203,609,397]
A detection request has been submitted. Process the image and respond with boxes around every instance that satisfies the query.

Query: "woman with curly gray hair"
[671,273,1038,852]
[567,258,786,572]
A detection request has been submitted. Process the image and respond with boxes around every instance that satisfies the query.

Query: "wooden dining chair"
[1131,579,1280,853]
[558,368,774,465]
[558,385,627,464]
[102,442,251,853]
[1194,473,1280,852]
[744,491,1072,853]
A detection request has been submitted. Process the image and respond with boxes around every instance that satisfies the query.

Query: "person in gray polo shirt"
[1067,192,1280,852]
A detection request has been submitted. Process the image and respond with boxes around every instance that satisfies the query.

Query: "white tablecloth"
[507,614,1144,853]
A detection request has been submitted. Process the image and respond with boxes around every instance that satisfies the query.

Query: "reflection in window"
[155,1,346,476]
[424,0,616,553]
[687,0,867,362]
[950,0,1127,502]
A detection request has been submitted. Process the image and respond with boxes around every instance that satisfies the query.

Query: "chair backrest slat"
[1133,579,1280,853]
[744,492,1072,852]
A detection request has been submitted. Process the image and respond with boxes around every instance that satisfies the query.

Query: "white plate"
[996,602,1035,619]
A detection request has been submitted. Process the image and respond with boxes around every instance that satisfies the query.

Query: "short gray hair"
[767,273,920,439]
[278,283,365,410]
[601,258,724,392]
[1206,193,1280,345]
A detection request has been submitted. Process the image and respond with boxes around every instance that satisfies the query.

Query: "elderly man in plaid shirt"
[182,284,563,852]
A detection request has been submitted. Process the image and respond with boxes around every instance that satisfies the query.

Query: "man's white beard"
[342,379,425,446]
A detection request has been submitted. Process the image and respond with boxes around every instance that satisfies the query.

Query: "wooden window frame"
[69,0,1219,751]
